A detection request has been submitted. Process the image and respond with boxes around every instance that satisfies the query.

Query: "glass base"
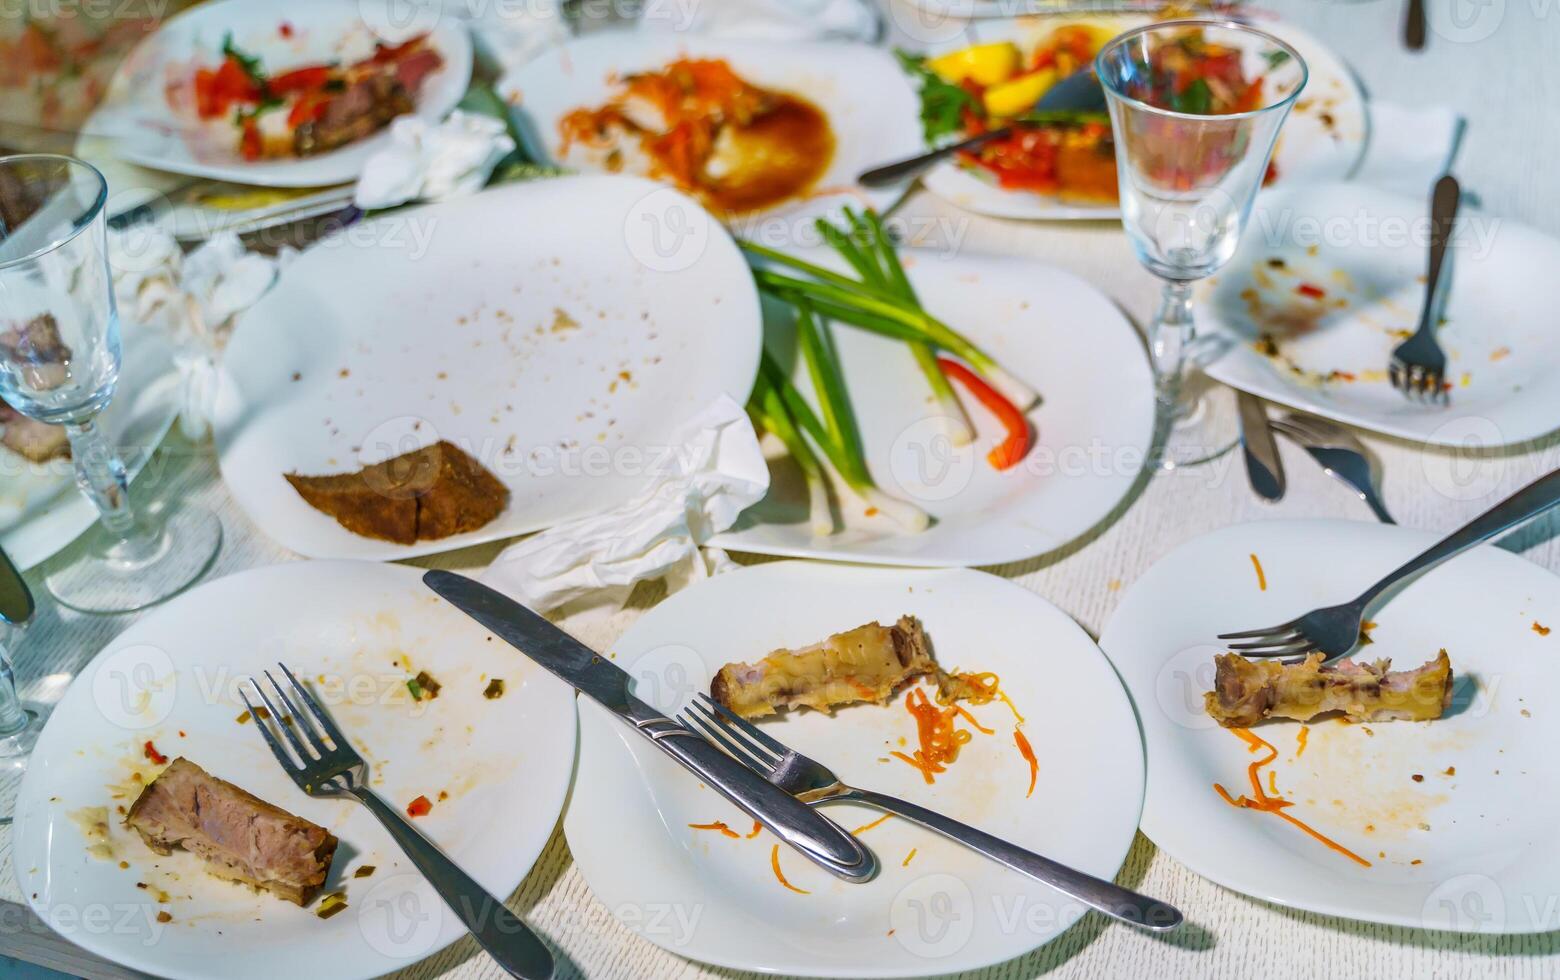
[0,704,47,767]
[46,501,221,614]
[1153,376,1238,471]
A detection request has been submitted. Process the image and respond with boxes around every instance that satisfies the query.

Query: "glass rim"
[0,153,110,273]
[1093,19,1309,125]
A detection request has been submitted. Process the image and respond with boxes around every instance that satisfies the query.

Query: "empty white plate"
[566,561,1145,976]
[11,560,576,979]
[1199,181,1560,446]
[82,0,472,187]
[1102,519,1560,931]
[500,33,922,219]
[710,249,1154,567]
[214,174,762,560]
[920,16,1366,221]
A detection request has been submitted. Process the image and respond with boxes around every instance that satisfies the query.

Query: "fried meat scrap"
[284,439,508,544]
[125,758,338,906]
[711,616,935,719]
[1205,649,1453,727]
[0,397,68,462]
[0,313,71,390]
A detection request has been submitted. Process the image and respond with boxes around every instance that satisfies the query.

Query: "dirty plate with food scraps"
[79,0,473,187]
[566,561,1144,976]
[1199,181,1560,446]
[0,331,178,571]
[920,16,1366,220]
[710,249,1154,567]
[1101,520,1560,931]
[499,33,923,220]
[11,561,575,980]
[213,174,763,560]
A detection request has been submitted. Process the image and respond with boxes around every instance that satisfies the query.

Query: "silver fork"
[680,695,1182,932]
[1389,174,1459,403]
[1219,468,1560,660]
[1270,413,1395,524]
[242,665,555,980]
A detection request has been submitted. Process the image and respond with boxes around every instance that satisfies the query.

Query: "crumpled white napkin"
[480,395,769,612]
[638,0,882,42]
[107,227,290,437]
[354,110,516,210]
[454,0,570,76]
[1348,101,1464,200]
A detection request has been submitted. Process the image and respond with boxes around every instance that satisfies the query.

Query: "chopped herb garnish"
[1264,49,1292,70]
[221,32,268,87]
[1170,77,1211,115]
[894,48,982,144]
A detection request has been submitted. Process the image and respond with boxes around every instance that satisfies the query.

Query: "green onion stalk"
[749,367,832,537]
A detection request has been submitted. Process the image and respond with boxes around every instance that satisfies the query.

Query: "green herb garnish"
[1263,49,1292,70]
[894,48,982,145]
[221,32,268,88]
[1170,77,1211,115]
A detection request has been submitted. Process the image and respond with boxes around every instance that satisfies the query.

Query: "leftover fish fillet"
[1204,650,1453,727]
[125,758,337,906]
[711,616,936,718]
[284,439,508,544]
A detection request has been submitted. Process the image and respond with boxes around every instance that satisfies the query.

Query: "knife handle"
[631,715,880,882]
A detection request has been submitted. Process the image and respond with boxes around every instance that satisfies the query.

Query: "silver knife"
[0,545,33,626]
[1236,391,1285,502]
[422,570,879,882]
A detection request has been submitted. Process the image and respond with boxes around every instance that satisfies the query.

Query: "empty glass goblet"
[0,154,220,613]
[1097,20,1307,468]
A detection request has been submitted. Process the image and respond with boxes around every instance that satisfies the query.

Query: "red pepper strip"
[406,795,432,817]
[937,358,1031,470]
[269,65,332,95]
[1295,282,1326,299]
[143,740,167,765]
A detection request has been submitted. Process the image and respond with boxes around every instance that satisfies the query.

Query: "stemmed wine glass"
[0,154,220,613]
[1096,21,1307,468]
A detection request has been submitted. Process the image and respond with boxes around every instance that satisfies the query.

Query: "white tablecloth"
[6,0,1560,977]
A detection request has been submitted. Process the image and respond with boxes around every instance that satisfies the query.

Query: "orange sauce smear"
[851,813,894,835]
[1295,725,1310,757]
[1250,553,1267,591]
[1213,728,1371,868]
[1013,729,1038,798]
[770,844,809,894]
[688,821,740,839]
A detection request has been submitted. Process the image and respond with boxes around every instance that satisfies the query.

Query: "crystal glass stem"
[0,647,26,738]
[64,417,160,561]
[1151,279,1197,419]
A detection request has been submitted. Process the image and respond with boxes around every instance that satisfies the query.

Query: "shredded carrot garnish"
[851,813,894,835]
[688,821,741,839]
[1250,553,1267,591]
[770,844,809,894]
[1013,729,1038,798]
[1296,725,1310,757]
[1267,769,1278,796]
[1213,728,1370,867]
[891,688,975,784]
[954,705,994,735]
[902,848,917,867]
[746,820,762,838]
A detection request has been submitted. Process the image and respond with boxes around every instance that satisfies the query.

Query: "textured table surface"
[4,0,1560,977]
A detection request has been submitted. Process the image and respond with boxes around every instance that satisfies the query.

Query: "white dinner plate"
[565,561,1145,976]
[11,560,576,980]
[213,174,762,560]
[499,34,923,221]
[0,330,178,571]
[1200,181,1560,446]
[81,0,472,188]
[920,16,1366,221]
[1101,519,1560,932]
[710,249,1155,567]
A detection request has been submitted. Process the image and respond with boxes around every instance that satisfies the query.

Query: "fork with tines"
[1389,174,1460,403]
[679,694,1182,931]
[242,664,555,980]
[1219,468,1560,662]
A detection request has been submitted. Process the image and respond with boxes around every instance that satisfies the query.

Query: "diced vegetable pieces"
[927,42,1022,87]
[406,795,433,817]
[983,69,1057,118]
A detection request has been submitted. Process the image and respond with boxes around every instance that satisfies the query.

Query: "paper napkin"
[1349,101,1464,200]
[353,110,516,210]
[480,395,769,613]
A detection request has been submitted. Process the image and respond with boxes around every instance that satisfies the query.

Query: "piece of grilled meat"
[125,758,337,906]
[1205,650,1454,727]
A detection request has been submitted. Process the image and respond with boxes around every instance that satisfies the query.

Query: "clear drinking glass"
[0,154,220,613]
[1097,21,1307,468]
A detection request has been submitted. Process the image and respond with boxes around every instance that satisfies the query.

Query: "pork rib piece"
[125,758,338,906]
[711,616,936,719]
[1204,650,1454,728]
